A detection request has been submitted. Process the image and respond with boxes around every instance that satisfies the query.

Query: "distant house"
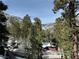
[42,42,64,59]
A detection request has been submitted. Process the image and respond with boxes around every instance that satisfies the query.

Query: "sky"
[1,0,62,24]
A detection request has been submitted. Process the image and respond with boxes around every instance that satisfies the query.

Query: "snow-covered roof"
[42,42,56,48]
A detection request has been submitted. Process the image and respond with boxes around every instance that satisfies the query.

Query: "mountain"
[5,13,22,21]
[42,23,55,33]
[5,13,55,33]
[4,13,22,27]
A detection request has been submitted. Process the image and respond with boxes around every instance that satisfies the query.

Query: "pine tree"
[0,1,9,55]
[29,17,43,59]
[53,0,79,59]
[53,17,72,58]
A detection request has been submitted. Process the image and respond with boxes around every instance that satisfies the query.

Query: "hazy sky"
[2,0,61,24]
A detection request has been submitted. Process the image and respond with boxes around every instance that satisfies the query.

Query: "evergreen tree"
[34,17,42,31]
[0,1,9,55]
[53,17,72,59]
[21,15,32,58]
[22,14,32,39]
[53,0,79,59]
[30,17,43,59]
[8,18,21,39]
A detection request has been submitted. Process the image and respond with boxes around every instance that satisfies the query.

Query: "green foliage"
[0,1,8,10]
[21,15,32,38]
[53,0,68,13]
[34,17,42,31]
[0,1,9,55]
[29,17,43,59]
[53,0,79,59]
[53,17,72,59]
[8,15,44,59]
[8,18,21,38]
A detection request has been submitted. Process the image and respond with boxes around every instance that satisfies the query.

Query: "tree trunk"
[72,32,78,59]
[68,0,78,59]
